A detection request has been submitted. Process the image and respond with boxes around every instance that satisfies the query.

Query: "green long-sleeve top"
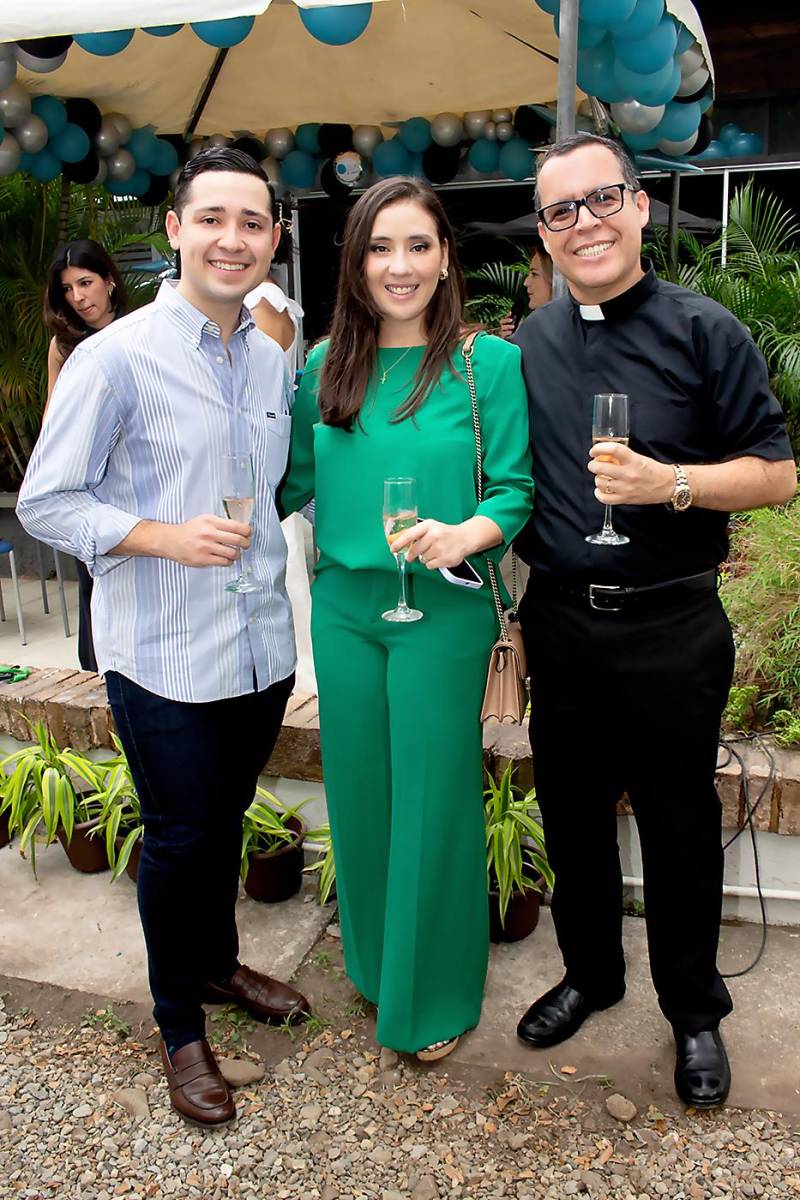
[280,334,534,590]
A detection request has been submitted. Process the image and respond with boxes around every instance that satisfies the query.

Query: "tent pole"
[290,202,305,369]
[184,48,229,139]
[552,0,579,298]
[668,170,681,274]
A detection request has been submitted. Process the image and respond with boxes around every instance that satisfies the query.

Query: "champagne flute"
[585,393,631,547]
[221,453,262,593]
[382,477,423,623]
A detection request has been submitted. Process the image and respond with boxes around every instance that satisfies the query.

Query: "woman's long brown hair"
[43,239,127,361]
[318,177,466,429]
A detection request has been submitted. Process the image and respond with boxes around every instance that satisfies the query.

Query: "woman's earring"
[439,268,449,281]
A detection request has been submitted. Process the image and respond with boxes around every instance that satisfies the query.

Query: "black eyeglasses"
[538,182,634,232]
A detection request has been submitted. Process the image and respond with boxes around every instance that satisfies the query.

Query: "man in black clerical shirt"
[512,132,796,1109]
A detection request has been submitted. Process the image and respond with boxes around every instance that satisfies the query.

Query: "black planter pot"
[0,809,10,849]
[489,873,544,944]
[244,816,305,904]
[57,816,110,873]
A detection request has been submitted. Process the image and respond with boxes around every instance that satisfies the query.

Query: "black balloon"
[65,97,103,138]
[674,81,713,106]
[319,158,353,202]
[421,143,461,184]
[512,106,552,146]
[62,150,100,185]
[231,136,266,162]
[160,133,191,164]
[139,174,171,206]
[689,115,713,157]
[16,36,73,58]
[318,123,353,158]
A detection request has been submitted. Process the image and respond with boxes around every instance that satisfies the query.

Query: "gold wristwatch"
[670,463,693,512]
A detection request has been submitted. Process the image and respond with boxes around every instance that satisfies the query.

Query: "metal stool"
[0,539,26,645]
[34,542,71,638]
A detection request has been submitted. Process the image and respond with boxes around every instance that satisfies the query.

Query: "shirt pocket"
[264,412,292,484]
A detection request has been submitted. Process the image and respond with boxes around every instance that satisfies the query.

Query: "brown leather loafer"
[159,1039,236,1127]
[204,963,311,1025]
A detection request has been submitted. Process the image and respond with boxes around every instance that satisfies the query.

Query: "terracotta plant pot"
[489,873,544,944]
[115,833,142,882]
[244,816,305,904]
[57,817,109,874]
[0,809,10,850]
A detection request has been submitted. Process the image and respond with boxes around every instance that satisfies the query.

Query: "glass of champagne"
[221,453,262,593]
[382,477,423,623]
[585,392,631,547]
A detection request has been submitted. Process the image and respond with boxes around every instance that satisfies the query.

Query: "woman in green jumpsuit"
[280,178,532,1059]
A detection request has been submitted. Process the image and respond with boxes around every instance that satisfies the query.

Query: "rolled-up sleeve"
[17,346,142,577]
[472,339,534,553]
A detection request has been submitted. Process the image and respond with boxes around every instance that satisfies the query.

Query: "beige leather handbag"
[462,333,529,725]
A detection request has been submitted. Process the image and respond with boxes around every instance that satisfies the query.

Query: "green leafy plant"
[88,735,143,882]
[722,498,800,724]
[208,1003,256,1049]
[240,788,309,881]
[773,709,800,748]
[81,1006,131,1038]
[464,243,531,329]
[0,721,106,875]
[303,823,336,905]
[484,763,554,928]
[723,684,761,734]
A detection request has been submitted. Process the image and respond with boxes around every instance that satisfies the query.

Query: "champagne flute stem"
[601,503,615,537]
[397,553,410,611]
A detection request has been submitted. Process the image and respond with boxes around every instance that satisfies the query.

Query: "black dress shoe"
[674,1029,731,1108]
[516,978,625,1049]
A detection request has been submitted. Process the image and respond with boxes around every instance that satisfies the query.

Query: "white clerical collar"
[579,304,605,321]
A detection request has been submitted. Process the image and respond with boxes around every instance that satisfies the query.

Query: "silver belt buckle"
[589,583,623,612]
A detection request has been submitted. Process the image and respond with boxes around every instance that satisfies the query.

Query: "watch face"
[674,488,692,511]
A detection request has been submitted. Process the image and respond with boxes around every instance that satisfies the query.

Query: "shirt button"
[216,354,225,364]
[248,616,257,625]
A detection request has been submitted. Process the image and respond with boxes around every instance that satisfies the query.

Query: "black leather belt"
[530,569,718,613]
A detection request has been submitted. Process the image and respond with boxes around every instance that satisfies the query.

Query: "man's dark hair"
[172,146,276,218]
[534,132,640,210]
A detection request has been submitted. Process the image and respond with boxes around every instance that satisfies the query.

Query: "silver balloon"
[0,132,21,176]
[188,137,205,158]
[106,112,132,145]
[678,44,705,75]
[265,127,294,160]
[207,132,231,148]
[108,148,136,181]
[610,99,665,135]
[430,112,464,148]
[15,113,48,153]
[93,159,108,185]
[677,65,710,97]
[353,124,383,156]
[495,121,514,143]
[484,121,497,141]
[95,116,122,156]
[0,81,31,128]
[492,109,513,124]
[0,56,17,92]
[464,110,490,140]
[260,155,282,186]
[658,132,698,156]
[14,46,68,73]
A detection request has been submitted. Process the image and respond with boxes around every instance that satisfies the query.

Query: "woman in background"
[499,236,553,339]
[43,239,127,672]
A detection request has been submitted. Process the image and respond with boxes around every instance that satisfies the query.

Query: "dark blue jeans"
[106,670,294,1048]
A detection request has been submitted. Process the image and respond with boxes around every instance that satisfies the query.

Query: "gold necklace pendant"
[379,346,414,385]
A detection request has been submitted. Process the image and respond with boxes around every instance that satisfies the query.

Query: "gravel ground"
[1,985,799,1200]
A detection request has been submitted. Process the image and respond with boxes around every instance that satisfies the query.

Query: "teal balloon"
[499,137,533,182]
[468,137,501,174]
[694,139,724,160]
[580,0,637,27]
[126,168,152,196]
[651,100,700,143]
[675,22,695,53]
[51,122,90,163]
[534,0,560,14]
[399,117,432,154]
[74,30,134,55]
[699,91,714,114]
[29,147,62,182]
[408,153,426,179]
[620,128,659,152]
[611,0,664,40]
[554,13,606,48]
[299,4,373,46]
[31,95,67,137]
[614,56,680,106]
[730,132,763,157]
[0,127,3,147]
[295,123,321,155]
[578,38,630,102]
[719,123,742,152]
[105,177,136,196]
[143,25,183,36]
[280,149,318,189]
[373,138,411,177]
[614,13,676,73]
[149,138,179,176]
[191,17,255,48]
[127,127,160,169]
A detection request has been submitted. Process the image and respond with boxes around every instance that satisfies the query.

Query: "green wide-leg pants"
[311,566,495,1053]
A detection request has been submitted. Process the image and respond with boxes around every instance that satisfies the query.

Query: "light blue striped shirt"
[18,282,296,703]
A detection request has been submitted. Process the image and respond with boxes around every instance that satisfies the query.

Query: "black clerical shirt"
[513,264,792,586]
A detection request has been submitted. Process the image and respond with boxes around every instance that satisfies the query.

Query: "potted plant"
[485,762,554,944]
[303,823,336,905]
[0,720,109,875]
[90,737,143,882]
[240,788,309,903]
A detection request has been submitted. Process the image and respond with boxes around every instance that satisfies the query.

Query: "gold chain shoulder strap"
[462,333,511,641]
